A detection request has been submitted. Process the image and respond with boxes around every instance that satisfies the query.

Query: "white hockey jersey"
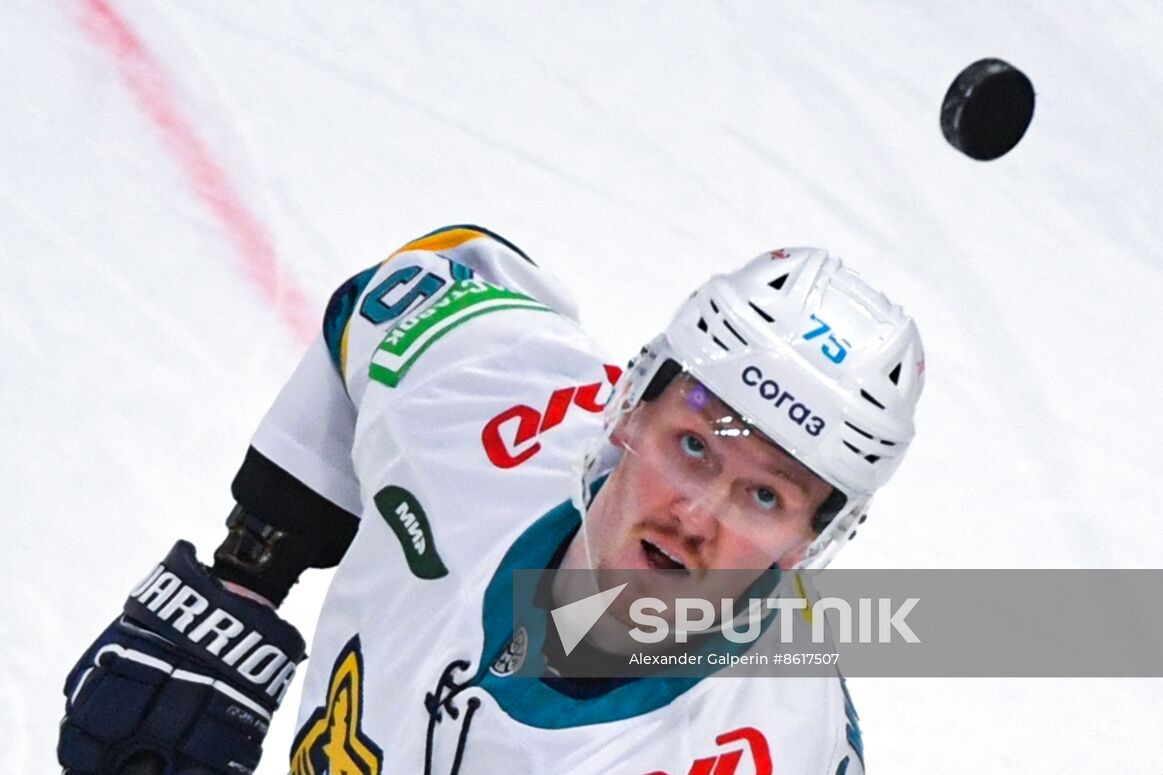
[248,226,864,775]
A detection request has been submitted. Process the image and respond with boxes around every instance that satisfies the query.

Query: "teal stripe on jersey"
[841,676,864,767]
[323,263,380,374]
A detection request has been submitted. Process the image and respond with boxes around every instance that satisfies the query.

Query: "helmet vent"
[880,439,896,446]
[888,363,902,385]
[710,298,720,313]
[722,318,748,346]
[843,440,883,466]
[696,307,734,352]
[860,389,886,409]
[768,274,789,291]
[748,301,775,323]
[844,421,874,440]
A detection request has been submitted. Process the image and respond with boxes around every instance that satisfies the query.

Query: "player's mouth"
[641,539,689,574]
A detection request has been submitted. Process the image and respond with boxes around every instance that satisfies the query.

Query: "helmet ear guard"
[581,248,923,569]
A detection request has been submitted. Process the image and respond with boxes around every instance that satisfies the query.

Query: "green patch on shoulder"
[373,485,449,580]
[368,278,552,388]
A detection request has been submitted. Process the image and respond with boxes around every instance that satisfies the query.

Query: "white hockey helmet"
[579,247,924,568]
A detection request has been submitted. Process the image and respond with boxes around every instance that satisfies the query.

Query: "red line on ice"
[78,0,316,345]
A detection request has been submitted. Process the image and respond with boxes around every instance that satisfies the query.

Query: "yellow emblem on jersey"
[290,635,383,775]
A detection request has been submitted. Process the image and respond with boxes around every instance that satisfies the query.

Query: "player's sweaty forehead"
[650,373,827,498]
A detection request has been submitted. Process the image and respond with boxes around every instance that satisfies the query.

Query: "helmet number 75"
[803,314,850,365]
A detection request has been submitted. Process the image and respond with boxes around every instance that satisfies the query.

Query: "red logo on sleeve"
[482,364,622,469]
[643,726,772,775]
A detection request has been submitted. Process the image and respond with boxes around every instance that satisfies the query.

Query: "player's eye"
[679,433,707,460]
[752,486,779,511]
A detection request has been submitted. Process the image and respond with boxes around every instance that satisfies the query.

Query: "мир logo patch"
[373,485,449,579]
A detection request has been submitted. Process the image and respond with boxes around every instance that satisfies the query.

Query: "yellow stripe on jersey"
[793,572,815,624]
[339,318,353,376]
[389,226,488,257]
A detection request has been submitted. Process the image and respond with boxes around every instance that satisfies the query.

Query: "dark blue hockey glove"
[58,541,306,775]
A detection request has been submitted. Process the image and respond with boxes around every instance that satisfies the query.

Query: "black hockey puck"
[941,58,1035,160]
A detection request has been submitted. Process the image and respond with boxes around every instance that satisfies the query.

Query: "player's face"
[585,376,834,578]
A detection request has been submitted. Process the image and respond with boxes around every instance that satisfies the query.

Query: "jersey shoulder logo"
[290,635,384,775]
[373,485,449,579]
[368,278,554,388]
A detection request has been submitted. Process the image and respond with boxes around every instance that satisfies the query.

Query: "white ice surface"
[3,1,1161,772]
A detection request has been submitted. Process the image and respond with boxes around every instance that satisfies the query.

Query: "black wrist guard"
[214,447,361,606]
[213,505,309,607]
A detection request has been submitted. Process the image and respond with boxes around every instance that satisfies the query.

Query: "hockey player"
[59,225,923,775]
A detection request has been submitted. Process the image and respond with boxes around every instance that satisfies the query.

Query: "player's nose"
[672,480,730,544]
